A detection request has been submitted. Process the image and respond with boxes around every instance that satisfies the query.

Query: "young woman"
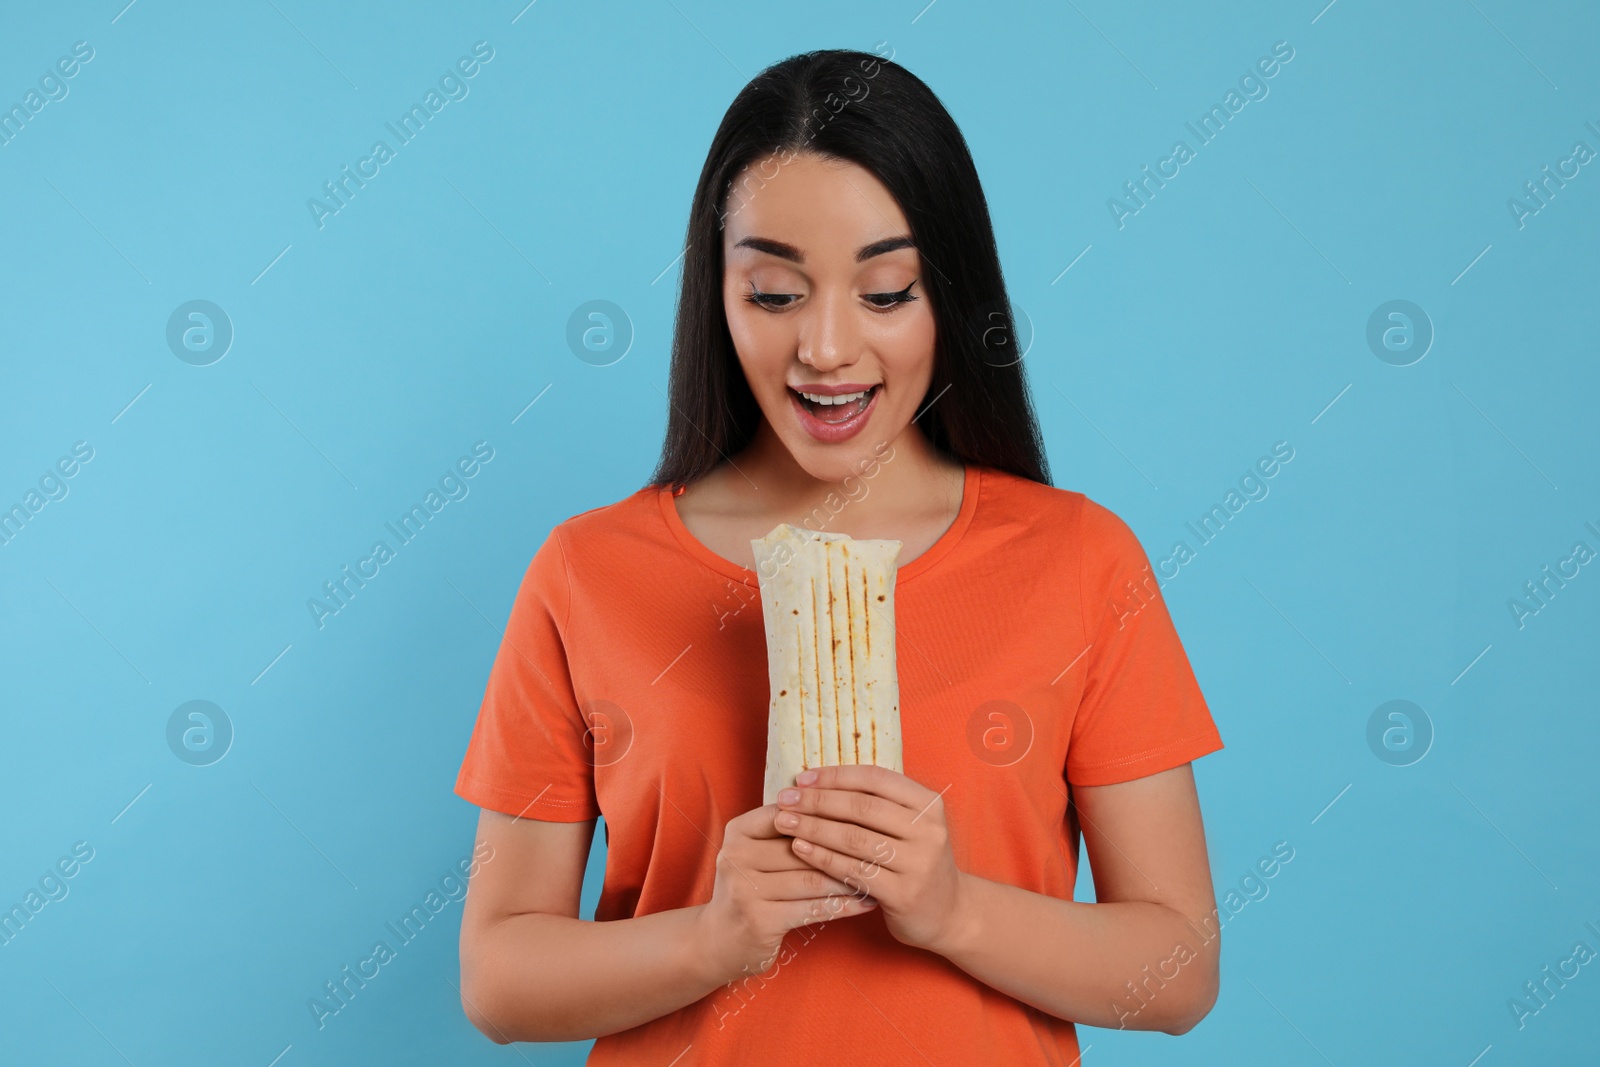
[454,48,1225,1064]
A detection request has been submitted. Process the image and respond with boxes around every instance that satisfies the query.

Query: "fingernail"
[778,788,800,805]
[796,770,818,785]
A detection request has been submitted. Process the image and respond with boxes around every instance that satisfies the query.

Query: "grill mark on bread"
[832,550,844,767]
[800,575,812,767]
[867,571,877,764]
[846,559,859,763]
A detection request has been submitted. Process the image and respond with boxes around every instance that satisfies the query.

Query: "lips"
[789,384,880,443]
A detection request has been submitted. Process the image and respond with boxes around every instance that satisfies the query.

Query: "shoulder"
[1076,494,1147,561]
[976,467,1150,576]
[510,484,663,621]
[978,467,1138,545]
[538,481,686,583]
[975,464,1078,518]
[515,484,656,571]
[550,484,656,540]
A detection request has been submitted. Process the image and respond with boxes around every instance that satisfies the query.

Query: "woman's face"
[722,151,936,483]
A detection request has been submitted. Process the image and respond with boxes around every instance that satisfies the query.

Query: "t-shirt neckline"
[655,463,982,587]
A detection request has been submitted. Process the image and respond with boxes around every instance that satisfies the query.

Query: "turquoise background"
[2,1,1596,1063]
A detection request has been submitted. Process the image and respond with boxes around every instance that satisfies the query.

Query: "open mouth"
[789,384,879,425]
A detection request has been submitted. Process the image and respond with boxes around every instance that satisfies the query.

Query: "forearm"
[934,873,1219,1033]
[462,904,725,1043]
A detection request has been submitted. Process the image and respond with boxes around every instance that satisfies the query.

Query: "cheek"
[724,304,789,390]
[722,293,763,352]
[875,314,938,392]
[728,309,781,358]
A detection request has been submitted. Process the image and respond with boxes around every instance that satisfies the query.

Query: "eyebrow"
[732,235,916,264]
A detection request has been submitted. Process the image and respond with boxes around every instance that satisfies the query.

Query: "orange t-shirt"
[454,463,1224,1065]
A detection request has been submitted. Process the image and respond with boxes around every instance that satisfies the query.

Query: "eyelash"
[743,280,920,312]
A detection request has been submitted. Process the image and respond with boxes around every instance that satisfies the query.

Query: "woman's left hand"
[774,763,970,955]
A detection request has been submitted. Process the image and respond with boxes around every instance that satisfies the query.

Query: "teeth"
[798,387,873,405]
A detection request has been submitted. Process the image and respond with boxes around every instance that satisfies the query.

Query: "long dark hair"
[645,48,1051,492]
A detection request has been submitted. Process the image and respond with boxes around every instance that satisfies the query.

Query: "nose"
[795,287,862,374]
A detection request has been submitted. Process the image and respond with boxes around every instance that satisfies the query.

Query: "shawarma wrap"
[751,523,903,805]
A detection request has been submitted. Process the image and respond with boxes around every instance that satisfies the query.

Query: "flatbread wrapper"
[751,523,903,805]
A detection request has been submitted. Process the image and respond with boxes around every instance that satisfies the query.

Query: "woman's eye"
[743,279,919,312]
[865,280,919,310]
[744,286,796,310]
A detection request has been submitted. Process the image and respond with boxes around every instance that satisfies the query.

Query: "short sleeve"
[454,526,601,821]
[1064,498,1224,787]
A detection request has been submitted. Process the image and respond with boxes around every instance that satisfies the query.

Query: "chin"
[784,432,899,484]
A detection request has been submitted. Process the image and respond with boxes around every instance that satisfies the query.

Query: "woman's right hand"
[696,802,878,981]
